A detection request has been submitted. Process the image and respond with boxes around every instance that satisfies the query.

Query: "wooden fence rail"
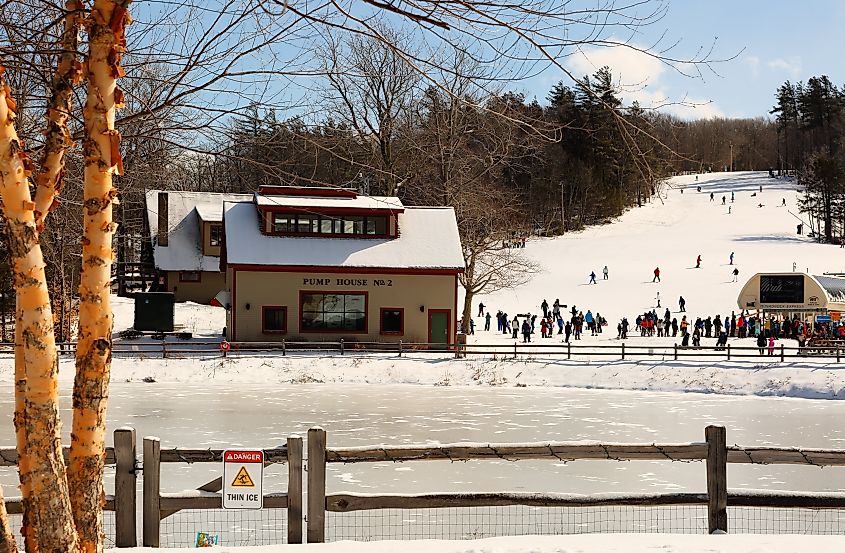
[305,425,845,543]
[0,339,837,363]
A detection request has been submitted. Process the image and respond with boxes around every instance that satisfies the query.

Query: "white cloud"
[767,57,802,77]
[564,43,724,120]
[744,55,761,78]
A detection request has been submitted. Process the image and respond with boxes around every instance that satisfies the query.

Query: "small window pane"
[209,224,223,246]
[320,219,333,233]
[373,216,388,235]
[381,309,402,333]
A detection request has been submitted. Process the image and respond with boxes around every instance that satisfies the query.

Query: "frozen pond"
[0,382,842,497]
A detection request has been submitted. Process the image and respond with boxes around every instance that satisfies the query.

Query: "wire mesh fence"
[159,508,288,547]
[8,512,116,547]
[325,505,709,541]
[325,505,845,541]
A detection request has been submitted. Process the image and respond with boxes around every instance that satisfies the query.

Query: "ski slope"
[476,172,835,337]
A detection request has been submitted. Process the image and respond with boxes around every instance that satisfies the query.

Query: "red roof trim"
[228,264,462,276]
[257,185,358,198]
[257,205,403,216]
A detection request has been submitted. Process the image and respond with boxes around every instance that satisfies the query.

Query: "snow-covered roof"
[146,190,252,272]
[254,192,404,211]
[224,201,464,270]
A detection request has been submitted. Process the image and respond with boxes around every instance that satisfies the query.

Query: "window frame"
[261,305,288,334]
[179,271,202,283]
[209,223,223,247]
[379,307,404,336]
[299,291,369,334]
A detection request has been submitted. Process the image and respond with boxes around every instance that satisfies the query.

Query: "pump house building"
[221,186,464,344]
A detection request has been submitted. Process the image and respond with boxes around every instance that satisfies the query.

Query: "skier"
[478,302,485,317]
[653,267,661,282]
[540,318,548,338]
[732,267,740,282]
[484,312,491,331]
[620,317,629,339]
[564,321,572,343]
[521,319,532,343]
[655,292,661,308]
[512,316,519,339]
[757,333,766,355]
[469,318,475,335]
[679,296,686,312]
[502,312,509,335]
[729,252,734,265]
[541,299,549,318]
[710,192,714,202]
[782,198,786,206]
[731,191,735,202]
[603,265,609,280]
[585,310,595,335]
[767,335,776,356]
[553,299,561,319]
[722,195,726,205]
[696,255,701,268]
[728,206,731,214]
[589,271,597,284]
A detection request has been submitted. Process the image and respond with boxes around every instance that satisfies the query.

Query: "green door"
[429,310,450,349]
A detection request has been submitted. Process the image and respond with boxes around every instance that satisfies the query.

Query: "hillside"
[475,171,835,338]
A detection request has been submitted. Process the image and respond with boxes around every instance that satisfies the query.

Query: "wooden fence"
[0,339,842,362]
[141,435,303,546]
[304,425,845,543]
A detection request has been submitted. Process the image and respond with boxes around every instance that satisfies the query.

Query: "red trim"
[179,271,202,283]
[261,305,288,334]
[379,307,405,336]
[298,290,369,334]
[428,309,451,345]
[454,273,459,342]
[267,231,393,240]
[228,264,462,276]
[258,185,359,198]
[258,206,403,216]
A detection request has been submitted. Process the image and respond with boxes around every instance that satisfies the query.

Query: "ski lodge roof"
[146,190,252,272]
[253,186,404,212]
[223,201,464,270]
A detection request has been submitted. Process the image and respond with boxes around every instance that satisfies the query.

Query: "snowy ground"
[77,173,845,400]
[114,534,845,552]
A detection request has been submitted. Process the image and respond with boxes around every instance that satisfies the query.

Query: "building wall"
[228,269,457,343]
[737,273,828,312]
[168,270,226,304]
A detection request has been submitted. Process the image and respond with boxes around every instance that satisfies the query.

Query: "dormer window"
[270,212,390,237]
[209,224,223,247]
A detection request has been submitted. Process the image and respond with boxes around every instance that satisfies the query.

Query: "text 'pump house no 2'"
[222,186,464,345]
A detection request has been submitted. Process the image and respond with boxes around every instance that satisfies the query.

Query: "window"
[273,213,295,233]
[268,212,390,237]
[209,224,223,247]
[179,271,201,282]
[262,306,287,333]
[301,292,366,332]
[380,308,403,335]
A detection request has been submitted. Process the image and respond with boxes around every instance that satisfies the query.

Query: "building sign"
[222,450,264,509]
[817,315,832,323]
[302,277,393,287]
[760,275,804,304]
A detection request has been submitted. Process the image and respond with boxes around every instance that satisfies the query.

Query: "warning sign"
[222,449,264,509]
[231,466,255,487]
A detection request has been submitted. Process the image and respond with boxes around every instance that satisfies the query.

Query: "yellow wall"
[168,271,226,304]
[229,269,457,342]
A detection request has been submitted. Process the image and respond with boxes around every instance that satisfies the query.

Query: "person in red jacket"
[653,267,661,282]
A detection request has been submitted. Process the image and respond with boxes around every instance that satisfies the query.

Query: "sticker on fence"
[196,532,219,547]
[222,449,264,509]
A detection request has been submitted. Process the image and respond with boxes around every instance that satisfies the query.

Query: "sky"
[517,0,845,120]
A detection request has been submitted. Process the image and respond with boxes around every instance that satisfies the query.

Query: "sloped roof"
[223,201,464,270]
[254,192,404,211]
[146,190,252,272]
[813,275,845,303]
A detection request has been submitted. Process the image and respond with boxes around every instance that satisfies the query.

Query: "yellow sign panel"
[832,311,841,321]
[231,466,255,487]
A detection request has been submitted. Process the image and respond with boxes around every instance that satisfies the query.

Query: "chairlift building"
[737,272,845,322]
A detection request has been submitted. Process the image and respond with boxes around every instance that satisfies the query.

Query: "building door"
[428,310,450,348]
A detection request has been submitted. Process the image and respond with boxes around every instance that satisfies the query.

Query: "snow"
[146,190,251,272]
[253,192,404,211]
[110,534,845,552]
[224,202,464,269]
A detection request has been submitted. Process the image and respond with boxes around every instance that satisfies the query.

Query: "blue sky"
[516,0,845,119]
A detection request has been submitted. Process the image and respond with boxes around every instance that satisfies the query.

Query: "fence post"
[114,427,137,547]
[143,436,161,547]
[567,341,571,360]
[621,342,625,360]
[726,343,731,361]
[282,339,286,357]
[780,344,785,362]
[398,340,402,357]
[340,339,344,355]
[307,427,327,543]
[705,425,728,534]
[513,341,517,359]
[673,343,678,361]
[287,436,304,544]
[838,346,840,363]
[162,340,167,359]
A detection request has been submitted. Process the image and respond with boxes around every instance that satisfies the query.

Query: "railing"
[304,425,845,543]
[0,339,838,363]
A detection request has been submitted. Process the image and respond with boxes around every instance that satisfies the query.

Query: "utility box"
[134,292,175,332]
